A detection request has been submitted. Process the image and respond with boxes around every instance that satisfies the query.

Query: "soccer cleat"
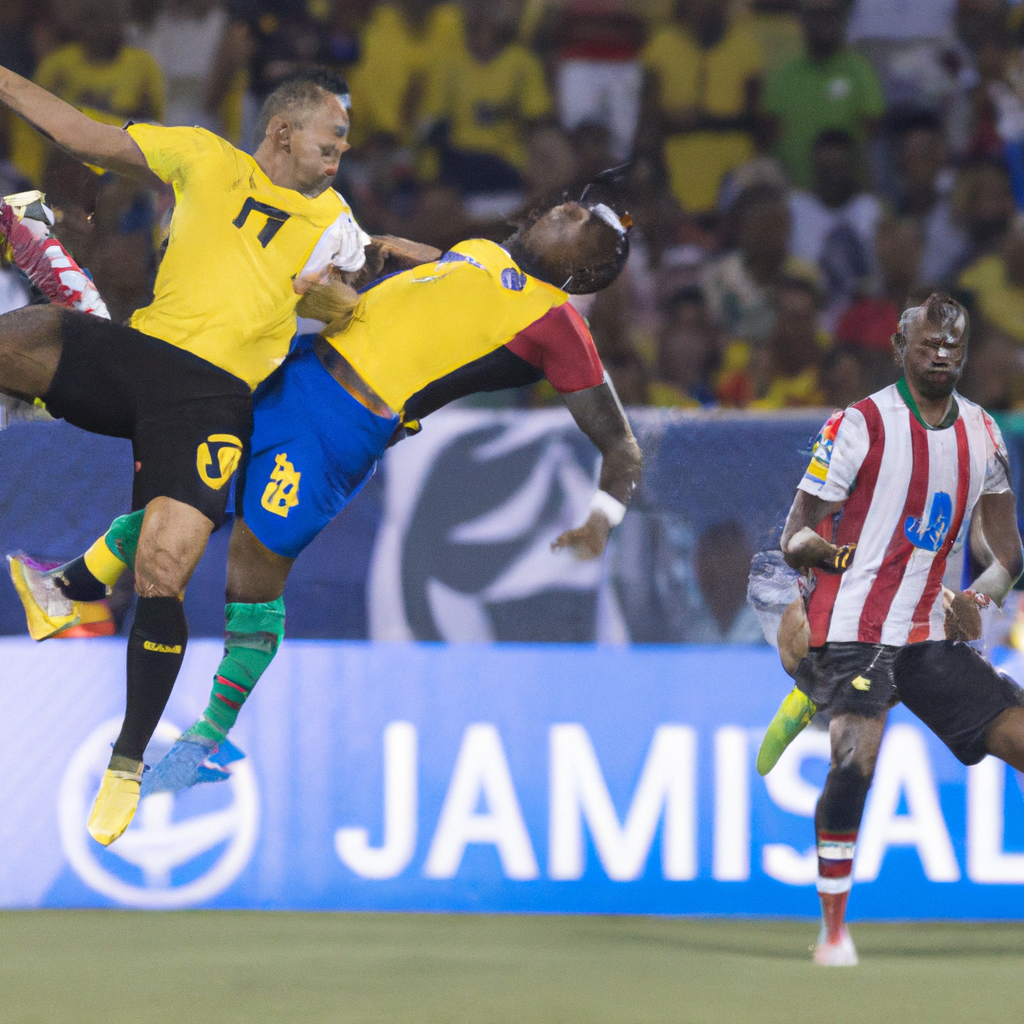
[0,191,110,318]
[7,554,81,640]
[812,923,858,967]
[88,767,143,846]
[757,687,817,776]
[140,737,244,796]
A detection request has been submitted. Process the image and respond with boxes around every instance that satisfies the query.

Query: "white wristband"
[589,489,627,527]
[971,562,1014,608]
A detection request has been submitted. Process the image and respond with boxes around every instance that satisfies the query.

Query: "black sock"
[112,596,188,762]
[50,556,108,602]
[815,763,872,834]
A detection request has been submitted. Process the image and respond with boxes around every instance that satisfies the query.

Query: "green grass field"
[3,912,1023,1024]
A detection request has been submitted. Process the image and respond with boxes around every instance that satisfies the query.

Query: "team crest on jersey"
[904,491,952,552]
[501,268,527,291]
[803,410,844,486]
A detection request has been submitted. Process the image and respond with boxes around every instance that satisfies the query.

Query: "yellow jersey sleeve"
[126,125,351,390]
[127,122,223,188]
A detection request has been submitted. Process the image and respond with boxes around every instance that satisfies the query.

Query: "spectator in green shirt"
[763,0,884,189]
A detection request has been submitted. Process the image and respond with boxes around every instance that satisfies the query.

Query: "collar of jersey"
[897,376,959,430]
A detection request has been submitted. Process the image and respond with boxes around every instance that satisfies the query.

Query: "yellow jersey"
[642,21,763,212]
[425,43,553,170]
[331,239,568,412]
[127,124,368,390]
[347,2,464,146]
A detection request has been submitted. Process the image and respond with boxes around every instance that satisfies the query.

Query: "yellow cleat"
[88,768,143,846]
[757,687,817,776]
[7,554,81,640]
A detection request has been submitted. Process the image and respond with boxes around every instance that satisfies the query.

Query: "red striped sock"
[817,830,856,943]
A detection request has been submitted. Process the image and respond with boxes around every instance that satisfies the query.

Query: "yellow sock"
[83,534,127,587]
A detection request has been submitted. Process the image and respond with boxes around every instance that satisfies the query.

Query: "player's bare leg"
[89,498,214,845]
[983,707,1024,772]
[813,711,885,966]
[0,303,63,400]
[141,518,293,795]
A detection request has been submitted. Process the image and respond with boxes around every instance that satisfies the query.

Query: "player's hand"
[784,527,855,573]
[551,511,611,561]
[943,586,988,642]
[295,279,359,336]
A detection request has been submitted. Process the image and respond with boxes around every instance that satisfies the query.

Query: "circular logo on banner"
[58,718,259,908]
[401,422,603,641]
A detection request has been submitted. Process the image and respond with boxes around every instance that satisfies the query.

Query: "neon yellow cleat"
[7,554,81,640]
[757,687,817,776]
[88,768,143,846]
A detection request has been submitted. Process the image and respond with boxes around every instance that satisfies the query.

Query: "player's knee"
[134,548,192,597]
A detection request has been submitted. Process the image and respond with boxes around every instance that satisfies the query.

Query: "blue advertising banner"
[4,638,1024,918]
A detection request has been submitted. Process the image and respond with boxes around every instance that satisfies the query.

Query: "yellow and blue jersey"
[329,238,570,413]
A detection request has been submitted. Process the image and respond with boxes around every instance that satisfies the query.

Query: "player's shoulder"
[854,382,902,423]
[955,390,1004,439]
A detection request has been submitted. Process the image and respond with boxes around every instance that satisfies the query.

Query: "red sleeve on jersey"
[505,303,605,393]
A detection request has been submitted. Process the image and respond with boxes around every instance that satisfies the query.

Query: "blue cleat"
[141,738,217,796]
[207,738,245,767]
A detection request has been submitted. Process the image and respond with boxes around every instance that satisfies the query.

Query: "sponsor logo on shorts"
[143,641,183,654]
[261,452,301,517]
[197,434,243,490]
[851,674,871,691]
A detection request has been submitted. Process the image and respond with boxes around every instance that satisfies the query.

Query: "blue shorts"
[238,335,399,558]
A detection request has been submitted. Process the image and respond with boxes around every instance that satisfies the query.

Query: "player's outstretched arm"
[0,65,158,185]
[552,380,642,560]
[371,235,443,270]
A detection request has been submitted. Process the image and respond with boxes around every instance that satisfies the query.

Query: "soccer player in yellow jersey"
[9,182,644,810]
[0,63,370,846]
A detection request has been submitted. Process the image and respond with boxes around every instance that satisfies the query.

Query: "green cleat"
[757,687,817,776]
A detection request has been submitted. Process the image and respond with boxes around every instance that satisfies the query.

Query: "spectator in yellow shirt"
[960,213,1024,346]
[11,0,164,185]
[347,0,464,147]
[427,0,553,194]
[640,0,765,215]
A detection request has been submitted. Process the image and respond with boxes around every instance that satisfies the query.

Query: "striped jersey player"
[757,292,1024,968]
[801,377,1011,648]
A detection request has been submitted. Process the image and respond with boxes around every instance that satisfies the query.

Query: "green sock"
[104,510,144,570]
[184,597,286,745]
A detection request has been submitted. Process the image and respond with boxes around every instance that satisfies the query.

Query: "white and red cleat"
[812,923,858,966]
[0,190,110,319]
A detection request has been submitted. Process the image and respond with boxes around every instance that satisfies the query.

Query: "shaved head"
[257,68,351,141]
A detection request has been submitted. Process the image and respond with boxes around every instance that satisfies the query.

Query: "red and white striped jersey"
[799,382,1012,647]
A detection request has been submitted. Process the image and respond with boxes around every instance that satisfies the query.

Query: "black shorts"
[42,309,252,526]
[795,642,900,718]
[896,641,1024,765]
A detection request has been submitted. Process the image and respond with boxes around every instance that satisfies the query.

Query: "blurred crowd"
[4,0,1024,411]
